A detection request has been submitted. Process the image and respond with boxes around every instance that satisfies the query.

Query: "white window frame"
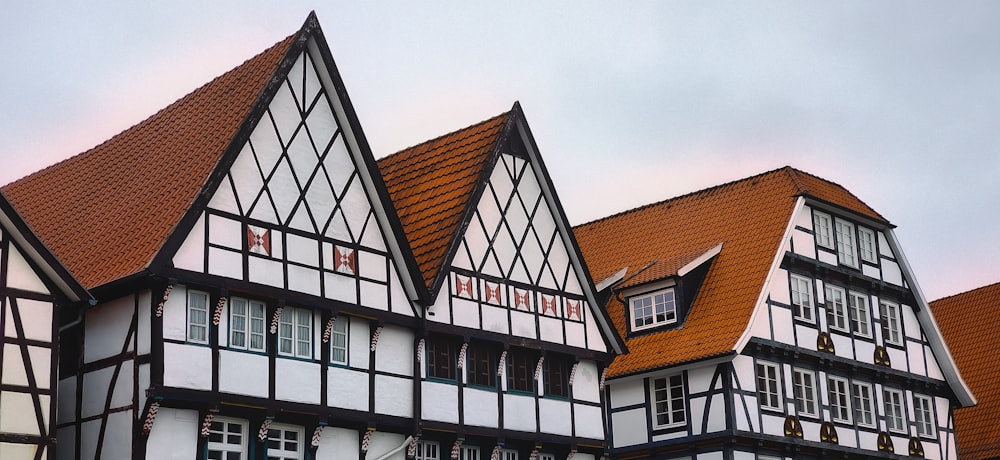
[278,307,313,359]
[914,394,936,438]
[651,374,686,428]
[835,219,858,268]
[415,441,440,460]
[539,455,556,460]
[848,291,872,338]
[880,301,903,346]
[460,446,480,460]
[884,388,906,433]
[852,381,875,428]
[813,211,834,249]
[789,274,814,322]
[187,290,210,344]
[206,416,248,460]
[630,288,677,331]
[858,226,877,263]
[229,297,266,352]
[502,449,519,460]
[265,423,304,460]
[827,376,851,423]
[756,361,782,411]
[825,285,848,332]
[330,315,349,365]
[791,368,818,418]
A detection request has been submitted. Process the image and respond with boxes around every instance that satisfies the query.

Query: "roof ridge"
[574,165,793,229]
[378,110,511,161]
[932,280,1000,303]
[4,32,297,188]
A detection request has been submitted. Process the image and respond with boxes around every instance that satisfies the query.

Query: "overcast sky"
[2,2,997,301]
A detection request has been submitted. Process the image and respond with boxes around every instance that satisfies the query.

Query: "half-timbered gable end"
[378,105,623,459]
[575,167,974,460]
[931,282,1000,460]
[0,194,91,460]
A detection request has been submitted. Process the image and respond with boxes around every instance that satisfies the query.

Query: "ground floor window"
[266,423,304,460]
[206,417,247,460]
[416,441,440,460]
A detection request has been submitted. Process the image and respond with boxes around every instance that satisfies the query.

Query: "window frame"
[629,288,678,332]
[827,375,852,423]
[187,290,210,344]
[791,368,819,418]
[426,336,458,382]
[913,394,936,438]
[835,219,859,268]
[883,388,906,433]
[415,441,440,460]
[459,446,480,460]
[278,307,313,359]
[542,354,571,398]
[789,274,814,322]
[825,285,848,333]
[265,423,304,460]
[501,449,518,460]
[813,211,834,249]
[466,341,496,388]
[756,361,782,412]
[880,301,903,346]
[851,381,875,428]
[848,291,872,338]
[228,297,266,353]
[651,373,687,428]
[506,347,537,393]
[205,416,248,460]
[858,226,877,263]
[329,315,349,366]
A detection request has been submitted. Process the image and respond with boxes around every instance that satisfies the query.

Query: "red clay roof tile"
[931,282,1000,460]
[575,166,885,377]
[1,34,296,289]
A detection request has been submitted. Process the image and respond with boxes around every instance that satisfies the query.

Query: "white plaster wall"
[174,213,206,272]
[219,350,270,397]
[609,379,644,408]
[0,392,47,435]
[651,430,688,442]
[163,342,212,390]
[794,324,818,351]
[56,427,75,460]
[481,305,508,335]
[375,375,412,418]
[328,367,369,411]
[1,345,48,389]
[374,325,412,376]
[275,359,321,404]
[146,408,199,460]
[689,395,707,435]
[6,245,48,294]
[572,360,600,403]
[610,408,647,447]
[770,305,794,344]
[574,403,604,440]
[366,431,407,460]
[768,269,791,305]
[162,285,189,341]
[791,228,816,259]
[856,341,876,365]
[249,257,284,288]
[503,393,536,432]
[510,310,536,339]
[99,411,132,459]
[361,279,388,311]
[315,426,360,460]
[349,319,370,369]
[463,388,498,427]
[421,381,458,423]
[452,298,478,329]
[81,363,131,418]
[817,250,838,266]
[327,272,358,305]
[359,251,385,282]
[584,309,608,353]
[887,347,908,373]
[926,344,944,380]
[862,264,881,279]
[79,419,100,460]
[288,265,321,297]
[565,321,586,349]
[882,259,903,286]
[137,289,152,355]
[760,413,785,437]
[388,269,413,317]
[57,377,75,425]
[208,214,242,249]
[84,295,133,362]
[539,398,572,436]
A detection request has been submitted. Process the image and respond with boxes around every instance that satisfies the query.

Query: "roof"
[1,28,298,289]
[377,111,510,290]
[931,282,1000,460]
[574,166,885,377]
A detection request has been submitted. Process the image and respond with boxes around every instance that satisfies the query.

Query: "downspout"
[370,435,414,460]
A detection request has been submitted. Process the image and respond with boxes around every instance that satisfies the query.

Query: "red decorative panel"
[455,274,474,299]
[247,226,271,256]
[513,289,532,311]
[566,300,582,321]
[334,246,356,274]
[484,282,502,304]
[541,295,558,316]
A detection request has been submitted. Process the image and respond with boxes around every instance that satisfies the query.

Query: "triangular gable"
[161,14,423,317]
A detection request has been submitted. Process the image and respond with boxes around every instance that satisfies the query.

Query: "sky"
[1,2,997,301]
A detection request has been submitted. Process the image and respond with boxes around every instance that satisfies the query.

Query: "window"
[501,449,518,460]
[188,290,210,344]
[630,288,677,331]
[848,292,871,337]
[460,446,480,460]
[266,424,303,460]
[884,388,905,432]
[466,342,495,387]
[756,361,782,411]
[330,316,349,365]
[792,368,818,417]
[852,382,875,427]
[835,220,858,268]
[790,274,814,322]
[825,285,848,332]
[828,376,851,423]
[415,441,439,460]
[914,394,935,437]
[507,348,536,393]
[652,374,686,427]
[278,307,312,359]
[880,301,903,346]
[426,336,457,381]
[813,211,833,248]
[229,297,266,352]
[539,454,555,460]
[858,227,877,263]
[206,417,247,460]
[543,354,571,397]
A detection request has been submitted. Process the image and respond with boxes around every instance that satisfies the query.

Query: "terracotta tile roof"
[1,33,296,289]
[377,112,510,290]
[931,282,1000,460]
[574,166,885,377]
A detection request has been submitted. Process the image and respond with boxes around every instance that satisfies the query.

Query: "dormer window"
[835,219,858,268]
[631,288,677,331]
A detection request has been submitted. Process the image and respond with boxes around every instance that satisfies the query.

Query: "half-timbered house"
[930,282,1000,460]
[0,192,92,460]
[1,13,621,460]
[574,167,975,460]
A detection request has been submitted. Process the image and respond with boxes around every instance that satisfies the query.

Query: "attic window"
[630,288,676,331]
